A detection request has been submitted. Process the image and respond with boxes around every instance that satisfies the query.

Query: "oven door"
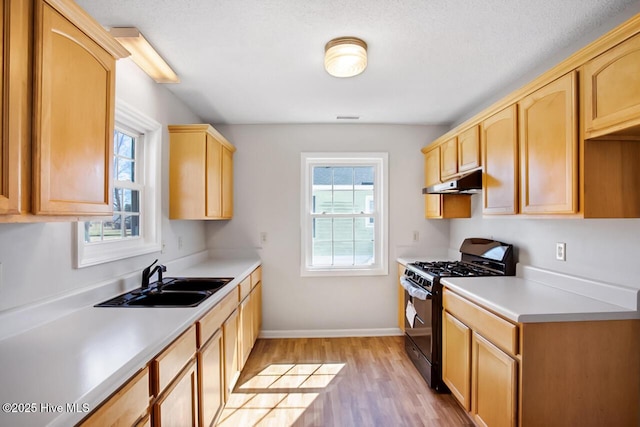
[402,277,433,363]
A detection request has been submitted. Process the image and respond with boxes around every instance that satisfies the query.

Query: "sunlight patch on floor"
[217,363,345,427]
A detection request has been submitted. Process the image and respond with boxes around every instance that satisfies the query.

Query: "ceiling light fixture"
[324,37,367,78]
[110,27,179,84]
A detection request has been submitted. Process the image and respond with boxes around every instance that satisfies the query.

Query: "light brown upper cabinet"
[519,72,578,214]
[0,0,128,220]
[423,145,471,219]
[0,0,30,216]
[440,137,458,180]
[583,32,640,139]
[457,125,481,173]
[168,124,236,220]
[482,105,519,215]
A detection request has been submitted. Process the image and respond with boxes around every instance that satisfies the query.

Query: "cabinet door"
[442,311,471,411]
[223,308,239,400]
[424,147,442,218]
[0,0,30,216]
[458,125,480,173]
[583,33,640,138]
[519,72,578,214]
[154,359,198,427]
[440,137,458,179]
[239,295,253,368]
[251,281,262,346]
[471,332,517,427]
[206,135,223,218]
[33,1,115,215]
[199,329,223,427]
[482,105,519,215]
[80,367,149,427]
[221,145,234,219]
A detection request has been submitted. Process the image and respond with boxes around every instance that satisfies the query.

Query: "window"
[301,153,388,276]
[75,99,162,268]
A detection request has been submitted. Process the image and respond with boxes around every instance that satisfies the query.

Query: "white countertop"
[441,274,640,323]
[0,251,261,427]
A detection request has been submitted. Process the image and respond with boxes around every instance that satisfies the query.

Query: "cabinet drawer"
[239,276,251,301]
[251,266,262,288]
[443,289,518,355]
[79,367,149,426]
[152,325,197,395]
[197,287,238,347]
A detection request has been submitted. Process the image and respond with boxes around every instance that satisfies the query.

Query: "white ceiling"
[76,0,639,126]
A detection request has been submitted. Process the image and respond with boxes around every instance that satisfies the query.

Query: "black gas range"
[401,238,515,391]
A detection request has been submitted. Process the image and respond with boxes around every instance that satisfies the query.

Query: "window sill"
[301,266,388,277]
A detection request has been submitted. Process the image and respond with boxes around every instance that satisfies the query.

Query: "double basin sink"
[95,277,233,308]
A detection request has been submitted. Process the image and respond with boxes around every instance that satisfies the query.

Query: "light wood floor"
[217,336,473,427]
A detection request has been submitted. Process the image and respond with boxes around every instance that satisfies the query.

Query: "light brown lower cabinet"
[223,307,240,400]
[79,367,150,426]
[198,330,224,427]
[153,359,198,427]
[442,311,471,411]
[471,332,517,427]
[442,287,640,427]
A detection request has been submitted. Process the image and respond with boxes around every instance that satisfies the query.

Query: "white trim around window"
[74,99,162,268]
[300,152,389,277]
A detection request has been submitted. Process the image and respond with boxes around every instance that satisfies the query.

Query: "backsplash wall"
[449,196,640,289]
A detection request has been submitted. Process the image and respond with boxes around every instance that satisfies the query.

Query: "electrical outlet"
[556,242,566,261]
[161,240,166,254]
[0,263,3,291]
[260,232,267,244]
[413,231,420,243]
[178,236,183,250]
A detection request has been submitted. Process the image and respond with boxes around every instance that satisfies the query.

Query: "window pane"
[103,215,123,240]
[333,218,353,242]
[124,215,140,237]
[113,188,123,213]
[115,130,135,158]
[312,241,332,266]
[333,167,353,186]
[312,189,332,214]
[313,218,332,241]
[333,241,354,266]
[313,167,332,185]
[85,221,102,243]
[354,166,374,185]
[333,190,354,213]
[122,189,140,213]
[116,158,135,182]
[355,217,374,240]
[355,241,374,265]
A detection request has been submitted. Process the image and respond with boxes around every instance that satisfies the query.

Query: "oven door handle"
[400,275,432,300]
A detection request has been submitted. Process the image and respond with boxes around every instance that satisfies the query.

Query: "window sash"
[301,153,388,277]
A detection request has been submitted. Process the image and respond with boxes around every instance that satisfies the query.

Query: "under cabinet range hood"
[423,169,482,195]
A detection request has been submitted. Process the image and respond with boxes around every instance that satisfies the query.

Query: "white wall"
[449,197,640,290]
[207,124,450,335]
[0,59,205,312]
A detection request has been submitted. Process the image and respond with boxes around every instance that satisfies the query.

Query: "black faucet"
[141,259,167,290]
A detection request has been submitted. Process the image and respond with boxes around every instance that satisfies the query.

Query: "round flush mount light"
[324,37,368,78]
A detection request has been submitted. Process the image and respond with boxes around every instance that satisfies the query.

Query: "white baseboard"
[259,328,403,339]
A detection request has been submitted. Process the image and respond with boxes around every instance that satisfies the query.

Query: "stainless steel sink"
[95,277,233,308]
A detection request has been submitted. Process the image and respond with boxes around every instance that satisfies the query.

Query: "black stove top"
[410,260,501,277]
[406,238,516,285]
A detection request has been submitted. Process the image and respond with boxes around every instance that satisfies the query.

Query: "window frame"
[75,99,162,268]
[300,152,389,277]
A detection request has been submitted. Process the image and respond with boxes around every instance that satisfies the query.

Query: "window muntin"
[301,153,388,276]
